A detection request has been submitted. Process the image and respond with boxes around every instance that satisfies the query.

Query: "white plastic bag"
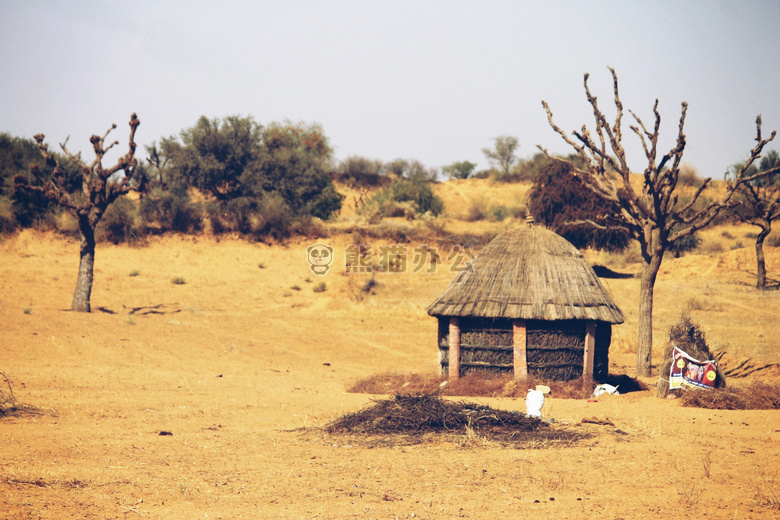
[525,389,545,418]
[591,383,619,397]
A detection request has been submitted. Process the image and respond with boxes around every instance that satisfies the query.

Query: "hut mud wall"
[438,318,611,381]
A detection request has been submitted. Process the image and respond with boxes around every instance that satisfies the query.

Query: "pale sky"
[1,1,778,179]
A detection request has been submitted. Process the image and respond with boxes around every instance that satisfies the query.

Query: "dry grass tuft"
[678,382,780,410]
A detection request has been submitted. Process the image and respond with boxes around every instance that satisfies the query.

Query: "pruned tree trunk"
[755,229,769,290]
[637,251,663,377]
[15,114,145,313]
[72,218,96,312]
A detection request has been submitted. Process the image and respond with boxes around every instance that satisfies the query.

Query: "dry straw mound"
[656,315,726,398]
[679,382,780,410]
[323,394,588,447]
[348,372,645,399]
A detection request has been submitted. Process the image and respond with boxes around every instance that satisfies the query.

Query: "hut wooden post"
[437,318,449,376]
[513,320,528,382]
[583,321,596,382]
[448,317,461,381]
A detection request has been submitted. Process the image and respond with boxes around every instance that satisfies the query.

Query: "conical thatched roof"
[427,222,625,323]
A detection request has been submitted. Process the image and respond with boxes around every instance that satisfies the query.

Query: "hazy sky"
[2,1,778,178]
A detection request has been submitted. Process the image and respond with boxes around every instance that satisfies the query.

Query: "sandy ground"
[1,229,779,519]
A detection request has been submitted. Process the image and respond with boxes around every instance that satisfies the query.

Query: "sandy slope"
[1,230,779,519]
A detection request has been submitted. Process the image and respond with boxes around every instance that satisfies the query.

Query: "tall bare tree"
[730,150,780,289]
[482,135,519,176]
[14,114,146,312]
[539,68,777,377]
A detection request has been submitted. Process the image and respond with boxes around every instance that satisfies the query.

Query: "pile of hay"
[322,394,589,447]
[679,382,780,410]
[348,372,645,399]
[656,315,726,398]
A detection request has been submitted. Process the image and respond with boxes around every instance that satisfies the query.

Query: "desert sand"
[1,225,779,519]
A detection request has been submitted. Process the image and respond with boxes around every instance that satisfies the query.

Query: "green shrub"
[509,205,527,219]
[388,177,443,216]
[97,196,140,244]
[668,230,701,258]
[332,156,388,188]
[360,177,443,220]
[139,187,203,233]
[677,164,703,187]
[0,196,16,234]
[252,192,293,238]
[312,281,327,293]
[488,204,509,222]
[307,183,344,220]
[171,276,186,285]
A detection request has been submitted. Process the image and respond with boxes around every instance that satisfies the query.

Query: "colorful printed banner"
[669,346,718,390]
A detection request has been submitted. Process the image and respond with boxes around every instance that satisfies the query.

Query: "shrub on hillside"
[677,164,703,187]
[332,156,389,188]
[139,187,203,234]
[667,227,701,258]
[361,177,443,220]
[252,192,294,238]
[97,196,141,244]
[306,183,344,220]
[0,196,16,234]
[463,198,488,222]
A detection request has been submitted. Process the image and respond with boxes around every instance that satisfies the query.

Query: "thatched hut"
[427,217,624,382]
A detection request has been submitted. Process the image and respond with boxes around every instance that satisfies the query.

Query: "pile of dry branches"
[322,394,588,447]
[348,372,645,399]
[0,372,20,417]
[0,372,40,418]
[679,382,780,410]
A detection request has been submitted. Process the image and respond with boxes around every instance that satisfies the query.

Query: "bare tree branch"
[15,114,146,311]
[538,66,778,376]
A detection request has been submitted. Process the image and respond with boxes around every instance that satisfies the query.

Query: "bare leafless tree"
[729,153,780,289]
[14,114,146,312]
[539,68,778,377]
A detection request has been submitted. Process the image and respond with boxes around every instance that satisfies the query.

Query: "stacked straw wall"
[438,318,611,381]
[526,320,584,381]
